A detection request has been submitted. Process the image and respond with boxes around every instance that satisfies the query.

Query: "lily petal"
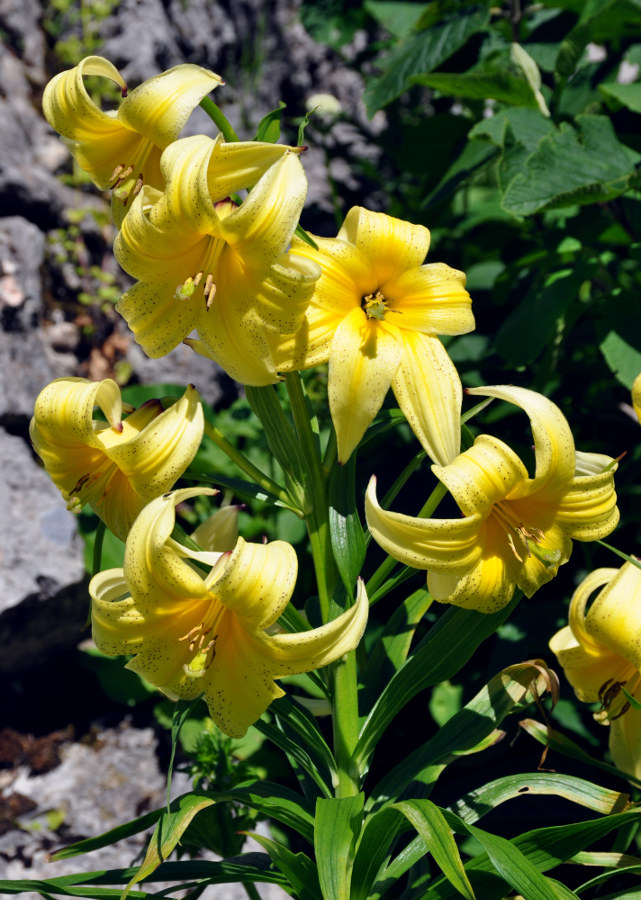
[553,452,619,540]
[392,332,463,466]
[632,373,641,424]
[338,207,430,285]
[467,385,576,497]
[583,562,641,669]
[610,701,641,780]
[365,476,483,572]
[329,308,403,463]
[384,263,474,335]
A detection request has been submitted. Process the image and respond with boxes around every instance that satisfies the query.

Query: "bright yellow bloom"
[632,373,641,424]
[90,489,369,737]
[115,134,320,384]
[549,562,641,780]
[30,378,204,540]
[269,206,474,464]
[366,385,619,612]
[42,56,222,225]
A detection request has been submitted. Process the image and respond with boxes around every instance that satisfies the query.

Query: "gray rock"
[0,429,87,673]
[1,722,288,899]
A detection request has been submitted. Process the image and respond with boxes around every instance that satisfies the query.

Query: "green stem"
[243,883,262,900]
[203,420,292,507]
[285,372,359,796]
[199,96,240,142]
[92,520,106,576]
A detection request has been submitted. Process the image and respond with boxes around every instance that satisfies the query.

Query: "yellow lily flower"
[30,378,204,540]
[269,206,474,464]
[42,56,223,226]
[90,489,369,737]
[115,134,320,384]
[366,385,619,612]
[549,561,641,780]
[632,373,641,424]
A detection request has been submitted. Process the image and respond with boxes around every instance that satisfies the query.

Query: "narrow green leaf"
[315,794,365,900]
[249,832,322,900]
[351,807,404,900]
[122,793,216,897]
[190,471,299,513]
[329,452,366,595]
[364,5,490,114]
[295,222,319,250]
[253,101,286,142]
[51,808,163,861]
[272,695,337,790]
[393,800,475,900]
[451,772,630,824]
[167,699,200,810]
[353,597,518,775]
[502,115,640,216]
[254,717,333,800]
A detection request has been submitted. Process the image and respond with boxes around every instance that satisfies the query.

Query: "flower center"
[179,599,227,677]
[361,290,388,321]
[595,671,641,724]
[492,501,562,567]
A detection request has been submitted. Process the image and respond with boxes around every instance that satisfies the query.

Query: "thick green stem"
[203,420,293,507]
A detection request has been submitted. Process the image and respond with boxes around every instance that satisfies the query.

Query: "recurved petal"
[100,386,204,500]
[206,135,305,203]
[118,64,223,147]
[610,701,641,780]
[467,385,576,498]
[123,488,217,607]
[117,278,201,359]
[583,562,641,670]
[258,577,369,674]
[42,56,126,140]
[384,262,474,336]
[365,476,483,572]
[251,252,320,335]
[217,153,308,268]
[338,207,430,285]
[554,451,619,541]
[548,622,632,703]
[209,536,298,630]
[267,303,338,373]
[392,332,463,466]
[201,579,368,737]
[328,308,403,463]
[31,376,122,446]
[432,434,530,518]
[192,505,239,553]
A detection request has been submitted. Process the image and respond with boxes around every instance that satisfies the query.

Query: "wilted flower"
[30,377,204,540]
[91,489,369,736]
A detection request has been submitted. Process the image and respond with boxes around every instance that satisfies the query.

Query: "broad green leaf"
[369,659,555,807]
[249,832,322,900]
[470,107,554,151]
[353,597,518,775]
[315,794,365,900]
[253,102,286,142]
[413,70,541,108]
[598,303,641,387]
[423,140,500,210]
[364,5,490,114]
[502,115,640,216]
[600,81,641,114]
[393,800,475,900]
[122,792,216,897]
[364,1,428,39]
[329,452,366,595]
[361,587,433,711]
[494,265,592,366]
[254,717,334,800]
[450,773,630,824]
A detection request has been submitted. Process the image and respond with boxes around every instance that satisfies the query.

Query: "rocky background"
[0,0,386,891]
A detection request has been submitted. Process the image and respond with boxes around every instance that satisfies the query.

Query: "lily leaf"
[315,794,365,900]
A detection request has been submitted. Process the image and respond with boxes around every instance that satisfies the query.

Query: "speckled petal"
[384,263,474,335]
[392,332,463,466]
[467,385,576,498]
[632,373,641,424]
[610,701,641,780]
[328,308,403,462]
[554,450,619,541]
[338,207,430,285]
[582,562,641,670]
